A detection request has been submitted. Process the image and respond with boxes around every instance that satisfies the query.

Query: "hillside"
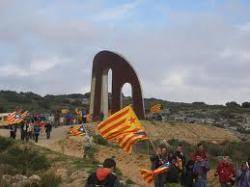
[0,135,99,187]
[0,121,244,187]
[1,90,250,136]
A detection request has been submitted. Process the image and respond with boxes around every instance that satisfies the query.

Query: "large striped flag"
[97,105,148,153]
[6,111,28,125]
[68,125,85,136]
[140,158,183,183]
[150,103,163,113]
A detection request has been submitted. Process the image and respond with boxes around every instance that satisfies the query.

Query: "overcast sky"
[1,0,250,104]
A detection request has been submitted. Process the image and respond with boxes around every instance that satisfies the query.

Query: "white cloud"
[1,0,250,104]
[30,57,63,73]
[219,49,250,61]
[92,0,142,21]
[236,22,250,32]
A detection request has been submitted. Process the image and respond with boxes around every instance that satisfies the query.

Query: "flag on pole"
[6,111,28,125]
[140,163,170,184]
[140,158,183,183]
[150,103,163,113]
[68,125,85,136]
[97,105,148,153]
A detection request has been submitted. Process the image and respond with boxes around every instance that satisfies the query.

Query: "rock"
[70,171,79,180]
[2,175,12,184]
[56,168,68,182]
[28,175,41,184]
[11,175,29,187]
[70,170,87,180]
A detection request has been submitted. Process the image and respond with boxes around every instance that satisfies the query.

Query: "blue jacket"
[193,160,210,181]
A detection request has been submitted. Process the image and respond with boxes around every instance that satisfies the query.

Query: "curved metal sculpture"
[89,50,145,120]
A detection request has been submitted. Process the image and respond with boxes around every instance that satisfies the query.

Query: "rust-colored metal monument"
[89,50,145,120]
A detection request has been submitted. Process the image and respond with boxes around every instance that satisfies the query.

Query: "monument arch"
[89,50,145,120]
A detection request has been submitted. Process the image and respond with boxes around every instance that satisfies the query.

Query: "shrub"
[40,172,61,187]
[93,135,108,145]
[0,145,50,175]
[0,137,14,152]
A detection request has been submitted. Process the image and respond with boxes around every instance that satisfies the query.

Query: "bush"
[40,172,61,187]
[93,135,108,145]
[0,145,50,175]
[0,137,14,152]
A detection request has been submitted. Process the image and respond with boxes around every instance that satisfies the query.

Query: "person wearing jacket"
[215,156,235,187]
[34,124,40,143]
[193,155,210,187]
[183,160,195,187]
[165,155,182,187]
[150,145,169,187]
[45,122,52,139]
[235,161,250,187]
[175,144,186,186]
[85,158,120,187]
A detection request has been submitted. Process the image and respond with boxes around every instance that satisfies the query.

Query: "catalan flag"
[150,103,163,113]
[140,163,170,184]
[6,111,28,125]
[68,125,85,136]
[140,158,183,184]
[97,105,148,153]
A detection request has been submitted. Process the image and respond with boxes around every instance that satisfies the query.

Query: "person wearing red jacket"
[215,156,235,187]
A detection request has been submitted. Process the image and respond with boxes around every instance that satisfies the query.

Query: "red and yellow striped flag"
[150,104,162,113]
[6,111,28,125]
[97,105,148,153]
[140,166,169,184]
[140,158,183,183]
[68,125,85,136]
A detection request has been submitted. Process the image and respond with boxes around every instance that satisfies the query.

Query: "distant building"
[0,113,10,126]
[82,98,89,105]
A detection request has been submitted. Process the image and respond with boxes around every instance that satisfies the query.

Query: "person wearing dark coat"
[45,122,52,139]
[85,158,120,187]
[183,160,195,187]
[34,125,40,143]
[9,125,17,139]
[150,145,169,187]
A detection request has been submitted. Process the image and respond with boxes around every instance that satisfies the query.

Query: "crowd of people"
[9,114,52,143]
[85,143,250,187]
[149,143,250,187]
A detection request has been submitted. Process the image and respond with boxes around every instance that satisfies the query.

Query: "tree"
[225,101,240,108]
[242,102,250,108]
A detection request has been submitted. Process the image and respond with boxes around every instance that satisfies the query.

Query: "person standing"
[183,160,195,187]
[34,125,40,143]
[192,143,209,187]
[9,125,17,139]
[175,144,186,186]
[165,155,182,187]
[83,134,93,159]
[85,158,120,187]
[215,156,235,187]
[235,161,250,187]
[45,122,52,139]
[150,145,169,187]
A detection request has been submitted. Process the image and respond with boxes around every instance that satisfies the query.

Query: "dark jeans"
[194,179,207,187]
[46,131,50,139]
[154,174,166,187]
[35,134,39,142]
[10,132,16,139]
[221,183,232,187]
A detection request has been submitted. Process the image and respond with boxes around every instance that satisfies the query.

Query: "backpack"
[86,172,117,187]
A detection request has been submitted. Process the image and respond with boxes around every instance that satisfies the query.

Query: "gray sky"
[1,0,250,104]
